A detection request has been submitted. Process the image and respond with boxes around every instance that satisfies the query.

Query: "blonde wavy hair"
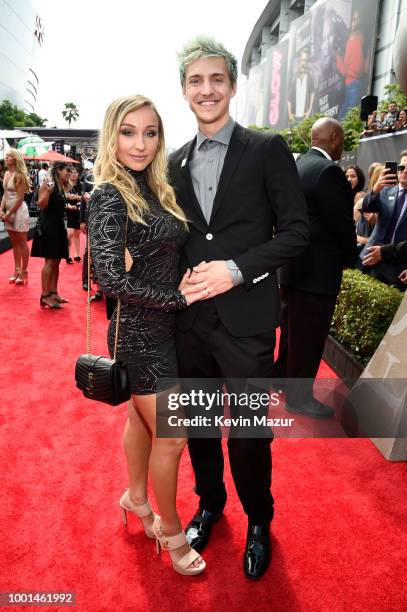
[367,163,384,191]
[6,149,31,193]
[93,95,187,227]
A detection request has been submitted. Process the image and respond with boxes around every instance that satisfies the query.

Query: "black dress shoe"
[285,398,334,419]
[243,524,271,580]
[66,257,73,264]
[185,508,223,553]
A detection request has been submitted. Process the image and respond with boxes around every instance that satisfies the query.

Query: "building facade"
[239,0,407,129]
[0,0,44,113]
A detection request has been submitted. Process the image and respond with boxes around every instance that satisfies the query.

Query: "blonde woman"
[354,164,381,249]
[0,149,31,284]
[88,95,207,576]
[31,161,71,308]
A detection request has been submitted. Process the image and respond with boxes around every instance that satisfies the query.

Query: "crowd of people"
[0,150,96,307]
[1,35,407,583]
[362,102,407,137]
[343,157,407,288]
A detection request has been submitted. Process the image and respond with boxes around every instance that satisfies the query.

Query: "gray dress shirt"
[188,118,243,286]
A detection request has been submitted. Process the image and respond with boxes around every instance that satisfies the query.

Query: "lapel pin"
[181,158,187,168]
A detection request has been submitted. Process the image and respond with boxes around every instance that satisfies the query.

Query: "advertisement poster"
[245,62,267,127]
[264,38,290,131]
[286,0,379,123]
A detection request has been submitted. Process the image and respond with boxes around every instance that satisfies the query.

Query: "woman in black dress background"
[88,95,208,576]
[65,167,83,264]
[31,162,70,308]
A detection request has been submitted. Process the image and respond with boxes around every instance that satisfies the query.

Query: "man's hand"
[364,212,377,225]
[362,245,382,267]
[399,269,407,284]
[178,267,216,305]
[373,168,397,194]
[181,260,233,300]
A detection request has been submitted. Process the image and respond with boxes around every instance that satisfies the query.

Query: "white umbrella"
[0,130,32,160]
[0,129,31,139]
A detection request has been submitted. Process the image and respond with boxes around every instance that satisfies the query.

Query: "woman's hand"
[178,269,192,292]
[43,180,54,195]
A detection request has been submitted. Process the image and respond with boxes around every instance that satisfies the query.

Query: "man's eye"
[189,79,199,85]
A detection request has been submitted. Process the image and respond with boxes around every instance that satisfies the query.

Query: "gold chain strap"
[86,216,128,359]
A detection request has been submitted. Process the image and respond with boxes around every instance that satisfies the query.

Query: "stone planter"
[323,334,364,383]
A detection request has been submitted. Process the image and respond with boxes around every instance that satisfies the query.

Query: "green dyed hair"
[177,35,238,87]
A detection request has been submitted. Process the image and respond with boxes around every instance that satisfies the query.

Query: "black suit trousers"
[176,302,275,524]
[273,286,337,404]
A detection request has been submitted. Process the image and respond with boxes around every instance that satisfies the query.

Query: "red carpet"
[1,242,406,612]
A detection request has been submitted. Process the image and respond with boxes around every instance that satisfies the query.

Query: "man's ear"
[231,81,237,98]
[182,86,188,101]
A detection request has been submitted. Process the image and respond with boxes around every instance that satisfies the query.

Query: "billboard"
[245,62,267,127]
[286,0,379,123]
[264,39,290,130]
[239,0,380,129]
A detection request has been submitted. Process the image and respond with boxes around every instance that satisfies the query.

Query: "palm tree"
[62,102,79,128]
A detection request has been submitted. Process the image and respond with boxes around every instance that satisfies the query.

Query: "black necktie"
[382,188,406,244]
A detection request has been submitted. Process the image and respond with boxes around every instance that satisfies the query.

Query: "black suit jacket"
[169,123,309,336]
[381,239,407,263]
[279,148,357,295]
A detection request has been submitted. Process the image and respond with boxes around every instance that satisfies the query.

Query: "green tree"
[24,111,47,127]
[377,82,407,112]
[0,99,47,129]
[62,102,79,127]
[0,100,24,128]
[250,108,363,153]
[341,106,364,151]
[249,113,325,153]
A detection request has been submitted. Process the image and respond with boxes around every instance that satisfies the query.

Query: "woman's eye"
[120,130,134,137]
[146,131,157,138]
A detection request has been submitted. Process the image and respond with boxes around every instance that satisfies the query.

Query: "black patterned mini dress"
[88,170,187,395]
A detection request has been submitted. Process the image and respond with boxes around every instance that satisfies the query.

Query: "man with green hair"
[169,36,309,579]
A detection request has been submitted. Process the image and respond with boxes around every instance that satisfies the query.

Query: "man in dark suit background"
[360,151,407,290]
[169,36,309,579]
[274,118,357,418]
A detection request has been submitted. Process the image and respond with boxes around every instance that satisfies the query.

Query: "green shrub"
[331,269,403,364]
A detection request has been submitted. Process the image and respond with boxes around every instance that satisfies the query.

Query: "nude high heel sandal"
[9,268,21,283]
[153,516,206,576]
[119,489,155,538]
[15,270,28,285]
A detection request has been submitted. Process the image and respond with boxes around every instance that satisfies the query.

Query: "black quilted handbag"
[75,225,130,406]
[75,354,130,406]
